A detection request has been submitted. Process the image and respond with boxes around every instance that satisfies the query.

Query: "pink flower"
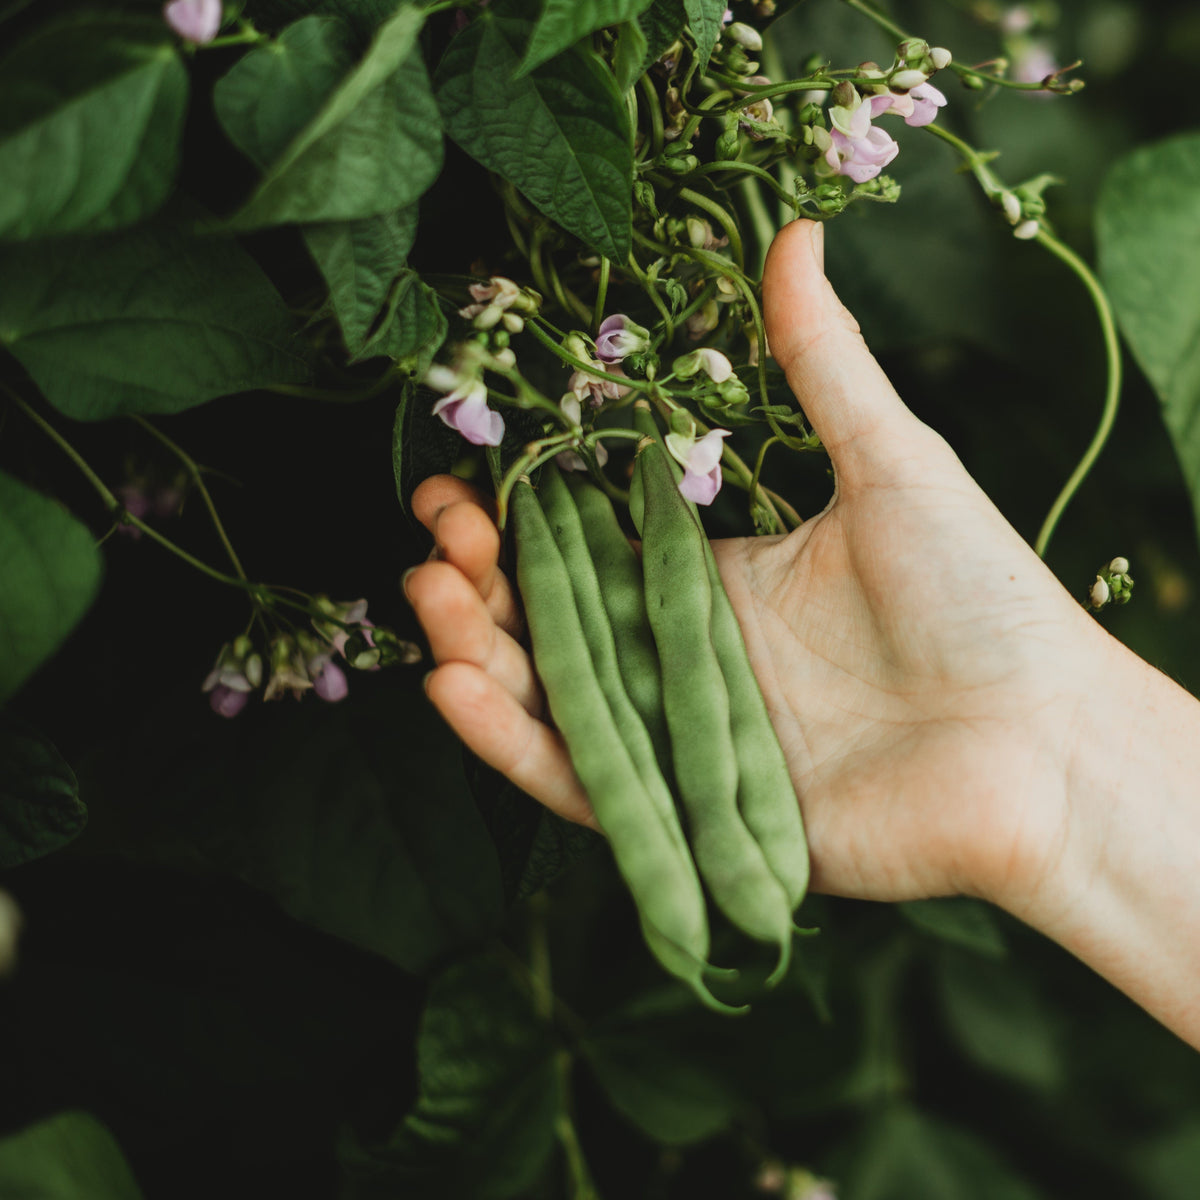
[208,684,249,718]
[1010,40,1060,96]
[667,428,731,506]
[163,0,222,44]
[432,379,504,446]
[824,103,899,183]
[313,660,349,702]
[871,82,946,127]
[594,315,650,364]
[568,362,630,407]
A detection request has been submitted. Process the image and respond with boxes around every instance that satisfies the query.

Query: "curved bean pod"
[511,478,736,1013]
[561,468,671,772]
[634,434,795,984]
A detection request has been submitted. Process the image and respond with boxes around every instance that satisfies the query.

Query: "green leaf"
[0,471,102,704]
[935,948,1062,1091]
[303,206,419,356]
[684,0,726,70]
[833,1106,1044,1200]
[1135,1117,1200,1200]
[340,953,559,1199]
[355,268,448,367]
[581,1030,740,1145]
[0,719,86,869]
[612,18,650,93]
[518,0,656,76]
[214,8,443,227]
[78,683,505,975]
[897,897,1007,958]
[1097,132,1200,541]
[0,226,309,420]
[0,1111,143,1200]
[435,12,633,261]
[0,16,187,241]
[639,0,686,70]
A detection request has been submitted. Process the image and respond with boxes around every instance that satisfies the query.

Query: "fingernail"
[421,669,434,694]
[400,567,416,601]
[810,221,825,272]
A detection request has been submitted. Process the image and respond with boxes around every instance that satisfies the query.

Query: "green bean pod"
[511,478,737,1013]
[700,535,810,914]
[561,469,671,771]
[634,436,795,984]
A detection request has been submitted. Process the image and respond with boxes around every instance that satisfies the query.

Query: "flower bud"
[898,38,930,63]
[673,347,734,382]
[1090,577,1111,608]
[1000,190,1022,224]
[889,68,928,91]
[563,332,592,362]
[929,46,952,70]
[502,312,524,333]
[1109,556,1130,575]
[724,21,763,51]
[1013,219,1040,240]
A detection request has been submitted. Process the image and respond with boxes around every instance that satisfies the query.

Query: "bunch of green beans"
[510,422,809,1010]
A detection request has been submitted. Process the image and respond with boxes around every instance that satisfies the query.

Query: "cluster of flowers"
[815,43,950,183]
[201,598,419,717]
[1088,557,1134,611]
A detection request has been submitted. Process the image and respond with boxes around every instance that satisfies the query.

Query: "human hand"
[403,219,1118,917]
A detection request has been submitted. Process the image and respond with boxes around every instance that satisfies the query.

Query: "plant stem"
[526,319,656,393]
[1031,230,1123,559]
[131,415,249,581]
[593,257,611,331]
[6,388,256,590]
[678,186,745,273]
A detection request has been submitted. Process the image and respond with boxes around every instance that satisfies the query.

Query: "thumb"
[763,219,923,479]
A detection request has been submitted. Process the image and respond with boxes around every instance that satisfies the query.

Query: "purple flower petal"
[164,0,222,44]
[209,684,249,718]
[314,661,349,702]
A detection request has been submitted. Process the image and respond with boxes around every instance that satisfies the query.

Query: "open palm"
[405,220,1108,912]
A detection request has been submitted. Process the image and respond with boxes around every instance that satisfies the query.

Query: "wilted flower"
[163,0,222,43]
[264,635,313,702]
[458,275,539,331]
[666,427,732,506]
[595,314,651,364]
[686,297,720,340]
[568,360,630,407]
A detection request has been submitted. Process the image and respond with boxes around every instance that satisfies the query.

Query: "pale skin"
[404,219,1200,1049]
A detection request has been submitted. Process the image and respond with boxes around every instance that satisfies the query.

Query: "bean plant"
[3,0,1200,1196]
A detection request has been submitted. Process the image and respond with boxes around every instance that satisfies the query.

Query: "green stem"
[678,186,745,273]
[526,319,656,393]
[840,0,906,41]
[624,253,676,344]
[593,257,611,332]
[7,391,252,589]
[688,160,796,207]
[737,175,779,279]
[638,73,665,161]
[131,415,249,581]
[1031,230,1123,559]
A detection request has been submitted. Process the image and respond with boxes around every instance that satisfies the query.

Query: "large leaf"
[1097,132,1200,540]
[303,206,419,357]
[935,947,1062,1091]
[518,0,657,76]
[0,719,86,869]
[214,8,443,227]
[832,1106,1044,1200]
[0,1112,143,1200]
[340,952,559,1199]
[581,1030,740,1145]
[435,10,633,261]
[897,897,1006,958]
[684,0,726,70]
[355,268,448,367]
[0,16,186,241]
[78,682,504,975]
[0,471,103,704]
[0,226,310,420]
